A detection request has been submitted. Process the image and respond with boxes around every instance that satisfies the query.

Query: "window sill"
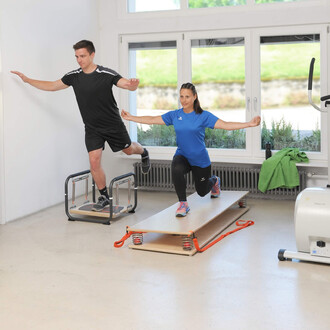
[114,148,328,169]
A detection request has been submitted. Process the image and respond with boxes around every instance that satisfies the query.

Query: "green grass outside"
[136,49,178,87]
[135,43,320,87]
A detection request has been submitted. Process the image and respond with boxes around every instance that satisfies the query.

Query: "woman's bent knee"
[196,189,208,197]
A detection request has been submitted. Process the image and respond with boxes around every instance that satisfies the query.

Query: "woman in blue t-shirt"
[121,83,260,217]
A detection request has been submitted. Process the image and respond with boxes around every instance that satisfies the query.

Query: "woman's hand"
[121,109,132,121]
[250,116,261,127]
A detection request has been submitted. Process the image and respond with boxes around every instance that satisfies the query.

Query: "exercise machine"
[65,170,137,225]
[278,58,330,264]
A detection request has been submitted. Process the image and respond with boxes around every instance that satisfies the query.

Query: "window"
[255,0,305,3]
[191,37,246,149]
[127,0,310,14]
[189,0,246,7]
[121,25,327,163]
[128,40,178,146]
[259,34,320,152]
[127,0,180,13]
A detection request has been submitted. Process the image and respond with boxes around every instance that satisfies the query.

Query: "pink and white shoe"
[176,201,190,217]
[211,176,221,198]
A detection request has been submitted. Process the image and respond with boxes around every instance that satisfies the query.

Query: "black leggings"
[171,155,217,202]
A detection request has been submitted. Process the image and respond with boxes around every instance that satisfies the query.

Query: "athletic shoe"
[176,202,190,217]
[141,148,151,174]
[91,195,109,211]
[211,176,221,198]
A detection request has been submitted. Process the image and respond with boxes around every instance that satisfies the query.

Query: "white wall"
[98,0,330,183]
[0,0,99,223]
[1,1,329,223]
[0,35,4,224]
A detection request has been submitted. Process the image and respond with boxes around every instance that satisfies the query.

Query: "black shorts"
[85,126,132,153]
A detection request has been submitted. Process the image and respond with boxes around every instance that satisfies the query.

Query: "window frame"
[120,29,255,163]
[184,29,254,162]
[119,24,329,166]
[252,24,329,162]
[119,32,184,160]
[117,0,324,19]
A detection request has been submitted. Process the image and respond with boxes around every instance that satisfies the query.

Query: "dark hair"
[180,82,203,114]
[73,40,95,55]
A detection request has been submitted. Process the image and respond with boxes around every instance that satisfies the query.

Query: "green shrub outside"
[261,118,320,151]
[137,118,320,151]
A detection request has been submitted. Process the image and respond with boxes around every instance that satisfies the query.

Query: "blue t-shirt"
[162,108,218,168]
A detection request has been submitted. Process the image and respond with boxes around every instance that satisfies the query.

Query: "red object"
[191,220,254,252]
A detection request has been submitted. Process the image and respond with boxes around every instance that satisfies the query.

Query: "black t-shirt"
[61,65,123,132]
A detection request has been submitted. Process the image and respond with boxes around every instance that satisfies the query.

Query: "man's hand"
[11,71,29,83]
[117,78,139,91]
[11,71,68,91]
[127,78,139,91]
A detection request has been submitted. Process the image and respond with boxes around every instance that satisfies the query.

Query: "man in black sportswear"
[11,40,150,211]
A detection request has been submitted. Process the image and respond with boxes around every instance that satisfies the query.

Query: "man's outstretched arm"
[11,71,69,91]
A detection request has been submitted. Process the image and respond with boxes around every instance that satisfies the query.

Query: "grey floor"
[1,190,330,330]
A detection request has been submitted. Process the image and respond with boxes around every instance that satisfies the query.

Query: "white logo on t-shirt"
[178,116,182,120]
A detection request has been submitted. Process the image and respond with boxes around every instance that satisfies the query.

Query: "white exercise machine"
[278,58,330,264]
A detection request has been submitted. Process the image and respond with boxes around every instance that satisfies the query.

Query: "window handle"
[253,97,258,112]
[246,97,251,112]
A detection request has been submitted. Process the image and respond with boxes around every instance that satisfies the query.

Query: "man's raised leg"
[122,142,150,174]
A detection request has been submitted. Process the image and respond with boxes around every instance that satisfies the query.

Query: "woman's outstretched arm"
[214,116,261,130]
[121,109,166,125]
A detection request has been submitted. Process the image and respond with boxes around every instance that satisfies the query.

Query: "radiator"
[134,161,307,200]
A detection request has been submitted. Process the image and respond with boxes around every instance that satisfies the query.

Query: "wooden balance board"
[127,190,249,256]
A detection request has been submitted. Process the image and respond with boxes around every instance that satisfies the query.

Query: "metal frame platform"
[65,170,137,225]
